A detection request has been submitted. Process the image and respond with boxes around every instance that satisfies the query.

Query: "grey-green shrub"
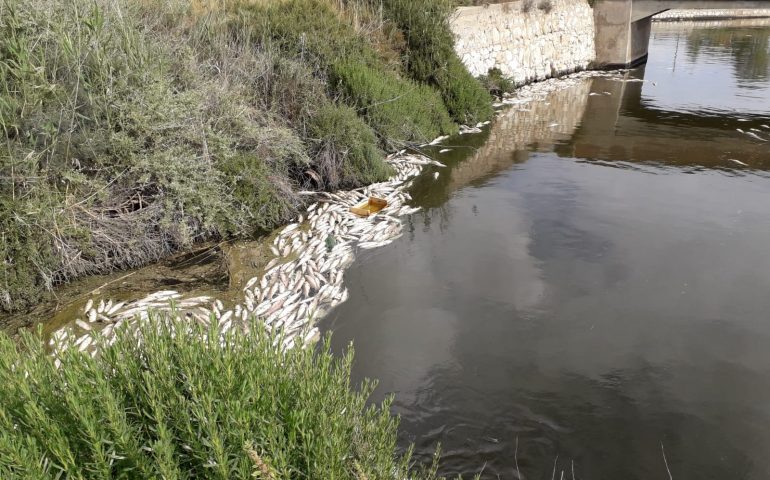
[479,67,517,98]
[331,60,457,148]
[378,0,493,124]
[308,104,394,189]
[0,314,444,479]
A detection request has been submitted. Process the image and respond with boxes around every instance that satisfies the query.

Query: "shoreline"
[47,68,628,358]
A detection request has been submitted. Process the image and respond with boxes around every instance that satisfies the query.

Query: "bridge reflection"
[412,19,770,206]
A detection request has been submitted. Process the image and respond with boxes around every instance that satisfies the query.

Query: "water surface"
[323,19,770,480]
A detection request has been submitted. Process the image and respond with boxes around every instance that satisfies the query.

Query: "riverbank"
[0,0,493,316]
[44,67,627,358]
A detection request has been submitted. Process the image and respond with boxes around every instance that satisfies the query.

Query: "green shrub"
[479,67,516,98]
[236,0,460,146]
[0,0,312,312]
[331,60,457,148]
[380,0,493,124]
[308,104,393,189]
[0,0,498,313]
[0,197,59,313]
[0,314,444,479]
[235,0,379,70]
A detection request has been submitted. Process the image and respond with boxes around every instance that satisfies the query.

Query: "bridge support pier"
[593,0,657,68]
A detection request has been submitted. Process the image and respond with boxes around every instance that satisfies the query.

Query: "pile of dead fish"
[49,152,441,359]
[493,69,627,109]
[49,69,637,360]
[736,126,769,142]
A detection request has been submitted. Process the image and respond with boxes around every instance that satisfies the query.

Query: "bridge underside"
[594,0,770,68]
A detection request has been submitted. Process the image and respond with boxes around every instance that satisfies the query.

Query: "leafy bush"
[308,104,393,188]
[1,0,498,314]
[237,0,458,148]
[331,60,457,148]
[479,67,516,98]
[380,0,493,124]
[0,314,443,479]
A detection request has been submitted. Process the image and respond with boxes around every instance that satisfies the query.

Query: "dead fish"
[219,310,233,325]
[244,276,259,291]
[76,320,92,331]
[433,172,440,180]
[84,299,93,314]
[78,336,93,352]
[746,132,766,142]
[729,158,749,167]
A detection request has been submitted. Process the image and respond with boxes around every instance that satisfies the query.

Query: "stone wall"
[450,0,595,85]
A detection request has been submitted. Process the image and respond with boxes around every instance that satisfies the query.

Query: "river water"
[322,19,770,479]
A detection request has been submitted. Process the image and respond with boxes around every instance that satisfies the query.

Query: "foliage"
[308,104,394,189]
[479,67,517,98]
[0,314,444,479]
[1,0,495,313]
[379,0,493,124]
[331,60,457,148]
[236,0,457,148]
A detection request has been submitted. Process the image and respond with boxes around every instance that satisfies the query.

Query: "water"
[322,20,770,479]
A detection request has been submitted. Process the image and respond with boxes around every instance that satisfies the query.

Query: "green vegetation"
[0,0,493,314]
[479,67,517,98]
[381,0,493,124]
[0,314,447,479]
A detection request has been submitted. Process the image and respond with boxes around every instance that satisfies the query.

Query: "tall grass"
[0,313,445,479]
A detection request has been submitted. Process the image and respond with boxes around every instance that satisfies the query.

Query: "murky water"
[322,19,770,479]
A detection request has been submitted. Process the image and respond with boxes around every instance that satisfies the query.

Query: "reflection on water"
[323,19,770,480]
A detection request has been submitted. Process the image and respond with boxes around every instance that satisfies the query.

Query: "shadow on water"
[322,18,770,480]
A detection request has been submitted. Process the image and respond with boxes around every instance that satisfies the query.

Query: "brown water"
[320,20,770,479]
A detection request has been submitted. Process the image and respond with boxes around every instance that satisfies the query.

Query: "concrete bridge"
[595,0,770,67]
